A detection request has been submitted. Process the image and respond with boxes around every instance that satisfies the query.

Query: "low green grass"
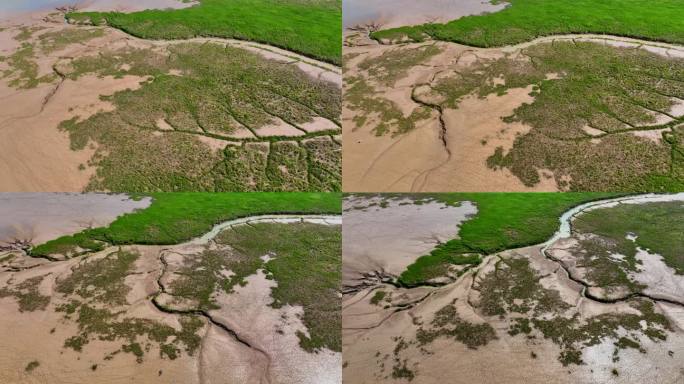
[372,0,684,47]
[478,256,672,367]
[0,276,51,312]
[32,193,340,257]
[395,193,621,285]
[574,201,684,274]
[220,222,341,352]
[55,249,204,362]
[57,42,340,192]
[67,0,342,65]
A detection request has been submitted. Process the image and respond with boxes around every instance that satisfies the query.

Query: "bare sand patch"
[0,73,147,191]
[300,116,339,133]
[254,118,305,137]
[426,88,559,192]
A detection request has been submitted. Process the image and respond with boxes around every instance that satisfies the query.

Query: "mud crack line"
[152,249,273,384]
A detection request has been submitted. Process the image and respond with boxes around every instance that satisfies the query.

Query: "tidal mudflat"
[343,0,684,192]
[342,193,684,383]
[0,193,342,384]
[0,2,341,192]
[343,0,505,30]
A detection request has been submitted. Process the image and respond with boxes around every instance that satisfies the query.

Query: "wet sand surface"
[0,193,150,245]
[343,0,506,29]
[342,194,684,384]
[0,213,342,384]
[342,195,476,286]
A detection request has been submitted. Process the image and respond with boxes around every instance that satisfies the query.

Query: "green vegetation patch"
[0,275,51,312]
[38,28,105,54]
[221,222,341,352]
[2,26,106,89]
[478,257,570,317]
[477,42,684,191]
[394,193,619,285]
[24,360,39,372]
[67,0,342,64]
[1,43,55,88]
[167,222,341,352]
[372,0,684,47]
[416,301,497,349]
[32,192,340,258]
[370,290,387,305]
[570,235,646,294]
[345,75,432,136]
[478,256,672,366]
[573,201,684,274]
[55,249,204,362]
[357,45,441,86]
[57,42,340,192]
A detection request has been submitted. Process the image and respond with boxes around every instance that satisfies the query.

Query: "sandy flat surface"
[0,213,342,384]
[343,34,684,192]
[0,8,340,192]
[0,193,150,245]
[342,195,476,286]
[343,195,684,383]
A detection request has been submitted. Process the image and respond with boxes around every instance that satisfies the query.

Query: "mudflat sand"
[343,0,506,29]
[0,6,340,192]
[342,195,684,383]
[0,213,342,384]
[0,193,150,245]
[342,195,476,286]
